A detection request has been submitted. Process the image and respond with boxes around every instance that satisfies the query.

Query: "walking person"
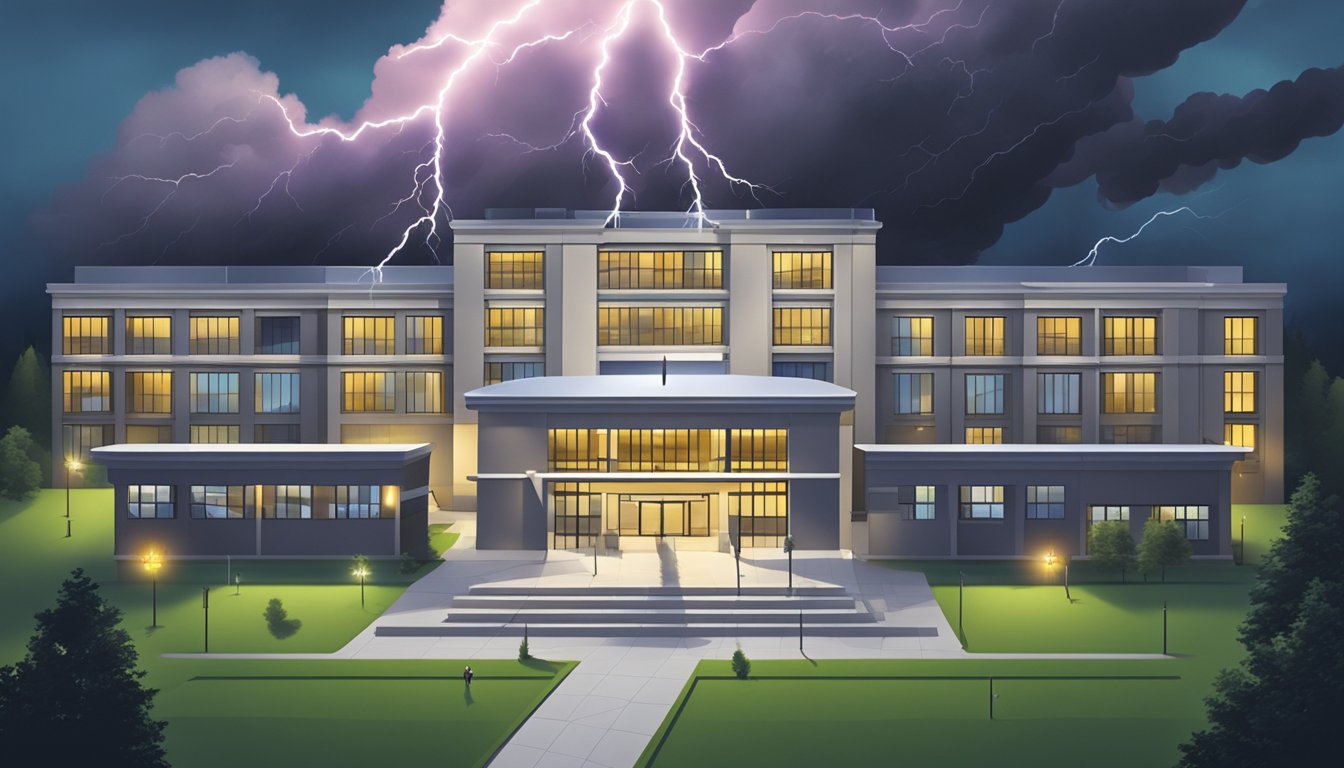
[463,665,474,687]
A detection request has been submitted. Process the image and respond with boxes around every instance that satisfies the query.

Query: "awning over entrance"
[465,374,856,413]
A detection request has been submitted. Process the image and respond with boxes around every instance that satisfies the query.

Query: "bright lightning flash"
[1072,207,1220,267]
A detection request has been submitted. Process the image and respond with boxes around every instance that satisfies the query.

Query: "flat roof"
[466,374,856,413]
[91,442,434,468]
[856,444,1250,455]
[856,443,1250,468]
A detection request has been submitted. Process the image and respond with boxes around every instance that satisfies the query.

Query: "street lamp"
[64,459,83,537]
[142,549,163,627]
[353,563,370,607]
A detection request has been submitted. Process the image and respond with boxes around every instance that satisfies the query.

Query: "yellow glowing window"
[1102,372,1158,414]
[730,481,788,547]
[599,250,723,289]
[341,371,395,413]
[125,425,172,444]
[892,317,933,356]
[343,316,395,355]
[405,371,445,414]
[189,316,239,355]
[405,316,443,355]
[598,306,723,346]
[126,371,172,414]
[548,429,610,471]
[1036,317,1081,355]
[772,307,830,346]
[486,251,545,290]
[614,429,726,472]
[772,251,832,289]
[964,316,1005,356]
[485,306,544,347]
[1224,371,1257,414]
[1225,422,1257,452]
[1103,316,1157,355]
[62,370,111,414]
[729,429,788,471]
[125,316,171,355]
[1224,316,1258,355]
[63,316,109,355]
[964,427,1003,445]
[190,425,240,444]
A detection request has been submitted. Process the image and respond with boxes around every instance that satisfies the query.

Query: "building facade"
[49,209,1285,560]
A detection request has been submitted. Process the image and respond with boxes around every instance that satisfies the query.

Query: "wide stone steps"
[373,584,941,638]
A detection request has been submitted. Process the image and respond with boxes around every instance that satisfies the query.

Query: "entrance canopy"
[465,374,856,414]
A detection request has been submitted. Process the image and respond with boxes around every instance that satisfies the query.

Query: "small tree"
[264,598,301,639]
[731,647,751,679]
[1138,518,1192,582]
[0,426,42,500]
[1088,520,1138,582]
[518,626,532,661]
[0,569,168,766]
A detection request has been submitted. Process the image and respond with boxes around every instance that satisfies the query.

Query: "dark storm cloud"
[33,0,1344,267]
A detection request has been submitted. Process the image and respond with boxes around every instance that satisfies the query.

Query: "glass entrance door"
[618,494,712,537]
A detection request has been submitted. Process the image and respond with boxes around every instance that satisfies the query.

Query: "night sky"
[2,0,1341,364]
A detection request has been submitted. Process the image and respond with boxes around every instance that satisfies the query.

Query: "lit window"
[1225,423,1257,452]
[730,481,788,548]
[62,370,111,414]
[913,486,936,520]
[730,429,788,471]
[1038,373,1080,414]
[255,372,300,414]
[487,251,544,289]
[343,317,395,355]
[600,250,723,289]
[406,316,444,355]
[126,371,172,414]
[1089,505,1129,523]
[405,371,445,414]
[189,372,239,414]
[964,427,1003,444]
[62,424,112,461]
[128,485,175,519]
[1026,486,1065,519]
[1103,317,1157,356]
[773,307,831,346]
[485,306,545,347]
[772,251,832,289]
[1036,317,1081,355]
[965,374,1004,415]
[893,317,934,356]
[599,306,721,346]
[189,316,240,355]
[484,361,545,385]
[1224,371,1257,414]
[189,425,239,444]
[331,485,384,519]
[1158,505,1210,541]
[964,317,1005,356]
[1224,317,1257,355]
[341,371,396,413]
[894,373,934,415]
[261,485,312,519]
[618,429,728,472]
[1102,372,1157,413]
[62,316,109,355]
[547,429,610,471]
[124,425,171,443]
[126,316,171,355]
[191,486,250,519]
[258,316,300,354]
[959,486,1004,519]
[773,361,832,382]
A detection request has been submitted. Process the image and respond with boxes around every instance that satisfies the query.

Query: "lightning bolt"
[1071,207,1219,267]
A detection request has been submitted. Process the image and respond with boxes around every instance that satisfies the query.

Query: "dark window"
[258,316,300,355]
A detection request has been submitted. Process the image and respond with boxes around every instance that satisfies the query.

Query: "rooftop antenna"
[662,356,668,386]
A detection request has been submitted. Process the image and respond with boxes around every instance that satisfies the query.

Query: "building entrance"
[620,494,712,537]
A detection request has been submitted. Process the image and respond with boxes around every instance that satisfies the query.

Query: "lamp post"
[1163,600,1169,655]
[353,563,370,607]
[202,587,210,653]
[141,549,163,627]
[1240,515,1246,565]
[1044,551,1057,585]
[64,458,82,519]
[958,570,965,645]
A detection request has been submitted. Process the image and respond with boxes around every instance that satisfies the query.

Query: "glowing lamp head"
[66,458,83,472]
[353,566,370,580]
[1044,551,1057,567]
[142,549,163,575]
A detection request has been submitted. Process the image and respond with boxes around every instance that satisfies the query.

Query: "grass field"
[0,490,567,768]
[640,504,1294,768]
[430,522,460,557]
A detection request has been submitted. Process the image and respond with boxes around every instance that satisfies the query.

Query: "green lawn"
[641,504,1295,768]
[0,490,568,768]
[430,522,460,557]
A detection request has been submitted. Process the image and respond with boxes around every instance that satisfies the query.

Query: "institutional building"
[49,209,1284,561]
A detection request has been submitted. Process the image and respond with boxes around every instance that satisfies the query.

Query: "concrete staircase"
[374,585,939,638]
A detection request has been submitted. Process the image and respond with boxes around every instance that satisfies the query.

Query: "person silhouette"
[463,665,474,686]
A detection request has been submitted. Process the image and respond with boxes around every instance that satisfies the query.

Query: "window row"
[341,371,445,414]
[547,428,787,473]
[127,484,392,519]
[598,306,723,346]
[60,423,305,457]
[885,315,1260,357]
[599,250,723,290]
[891,372,1171,416]
[344,316,444,355]
[63,315,303,356]
[62,371,302,415]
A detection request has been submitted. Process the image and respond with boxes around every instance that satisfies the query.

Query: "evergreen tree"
[1136,518,1191,582]
[0,426,42,500]
[1087,520,1138,582]
[0,569,168,767]
[1,347,50,448]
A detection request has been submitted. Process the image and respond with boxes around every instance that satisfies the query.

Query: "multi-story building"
[49,209,1284,562]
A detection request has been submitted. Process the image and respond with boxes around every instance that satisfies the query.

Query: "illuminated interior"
[485,306,544,347]
[964,316,1005,356]
[772,307,830,346]
[599,250,722,289]
[486,251,545,290]
[1103,316,1157,355]
[1036,316,1081,355]
[405,315,444,355]
[1224,316,1258,355]
[189,316,240,355]
[1102,372,1158,414]
[62,370,111,413]
[343,316,395,355]
[62,315,109,355]
[126,371,172,414]
[597,305,723,346]
[341,371,396,413]
[125,316,170,355]
[772,250,832,289]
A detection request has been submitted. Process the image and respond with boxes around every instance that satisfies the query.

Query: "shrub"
[264,598,301,639]
[1138,518,1193,582]
[0,426,41,500]
[518,636,532,661]
[1088,520,1138,582]
[399,552,420,575]
[731,647,751,679]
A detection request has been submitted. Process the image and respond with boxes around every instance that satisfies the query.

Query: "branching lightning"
[1072,206,1220,267]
